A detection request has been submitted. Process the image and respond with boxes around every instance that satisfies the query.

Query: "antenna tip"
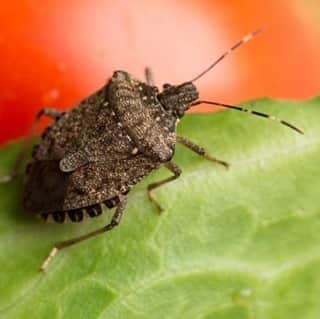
[282,121,304,134]
[253,27,265,35]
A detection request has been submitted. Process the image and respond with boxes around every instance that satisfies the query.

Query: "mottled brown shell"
[23,71,178,220]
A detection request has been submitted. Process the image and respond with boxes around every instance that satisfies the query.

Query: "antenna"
[192,100,304,134]
[190,28,263,83]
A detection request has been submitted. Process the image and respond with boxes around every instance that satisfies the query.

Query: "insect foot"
[0,175,13,183]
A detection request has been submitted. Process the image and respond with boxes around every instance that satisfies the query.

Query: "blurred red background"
[0,0,320,146]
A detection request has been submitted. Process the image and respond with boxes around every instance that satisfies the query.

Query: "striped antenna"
[190,28,263,83]
[192,100,304,134]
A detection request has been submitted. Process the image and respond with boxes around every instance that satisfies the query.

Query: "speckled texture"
[23,71,199,220]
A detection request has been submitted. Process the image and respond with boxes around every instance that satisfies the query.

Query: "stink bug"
[0,29,303,271]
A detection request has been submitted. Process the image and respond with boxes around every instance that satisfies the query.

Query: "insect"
[0,29,303,271]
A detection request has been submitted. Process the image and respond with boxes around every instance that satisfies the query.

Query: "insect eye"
[177,108,184,117]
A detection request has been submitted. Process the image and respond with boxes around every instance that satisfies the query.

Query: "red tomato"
[0,1,320,145]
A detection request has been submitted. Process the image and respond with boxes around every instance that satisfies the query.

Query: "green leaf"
[0,98,319,319]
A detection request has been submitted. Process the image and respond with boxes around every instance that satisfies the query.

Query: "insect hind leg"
[40,196,127,271]
[0,108,63,184]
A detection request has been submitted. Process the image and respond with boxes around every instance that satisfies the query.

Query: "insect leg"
[177,136,229,168]
[145,67,155,86]
[40,196,127,271]
[147,161,181,213]
[0,108,63,183]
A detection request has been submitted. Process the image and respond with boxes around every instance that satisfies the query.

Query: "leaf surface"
[0,98,319,319]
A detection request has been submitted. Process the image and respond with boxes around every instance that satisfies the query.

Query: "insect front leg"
[177,136,229,169]
[0,108,63,183]
[147,161,181,213]
[144,67,155,86]
[40,196,127,271]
